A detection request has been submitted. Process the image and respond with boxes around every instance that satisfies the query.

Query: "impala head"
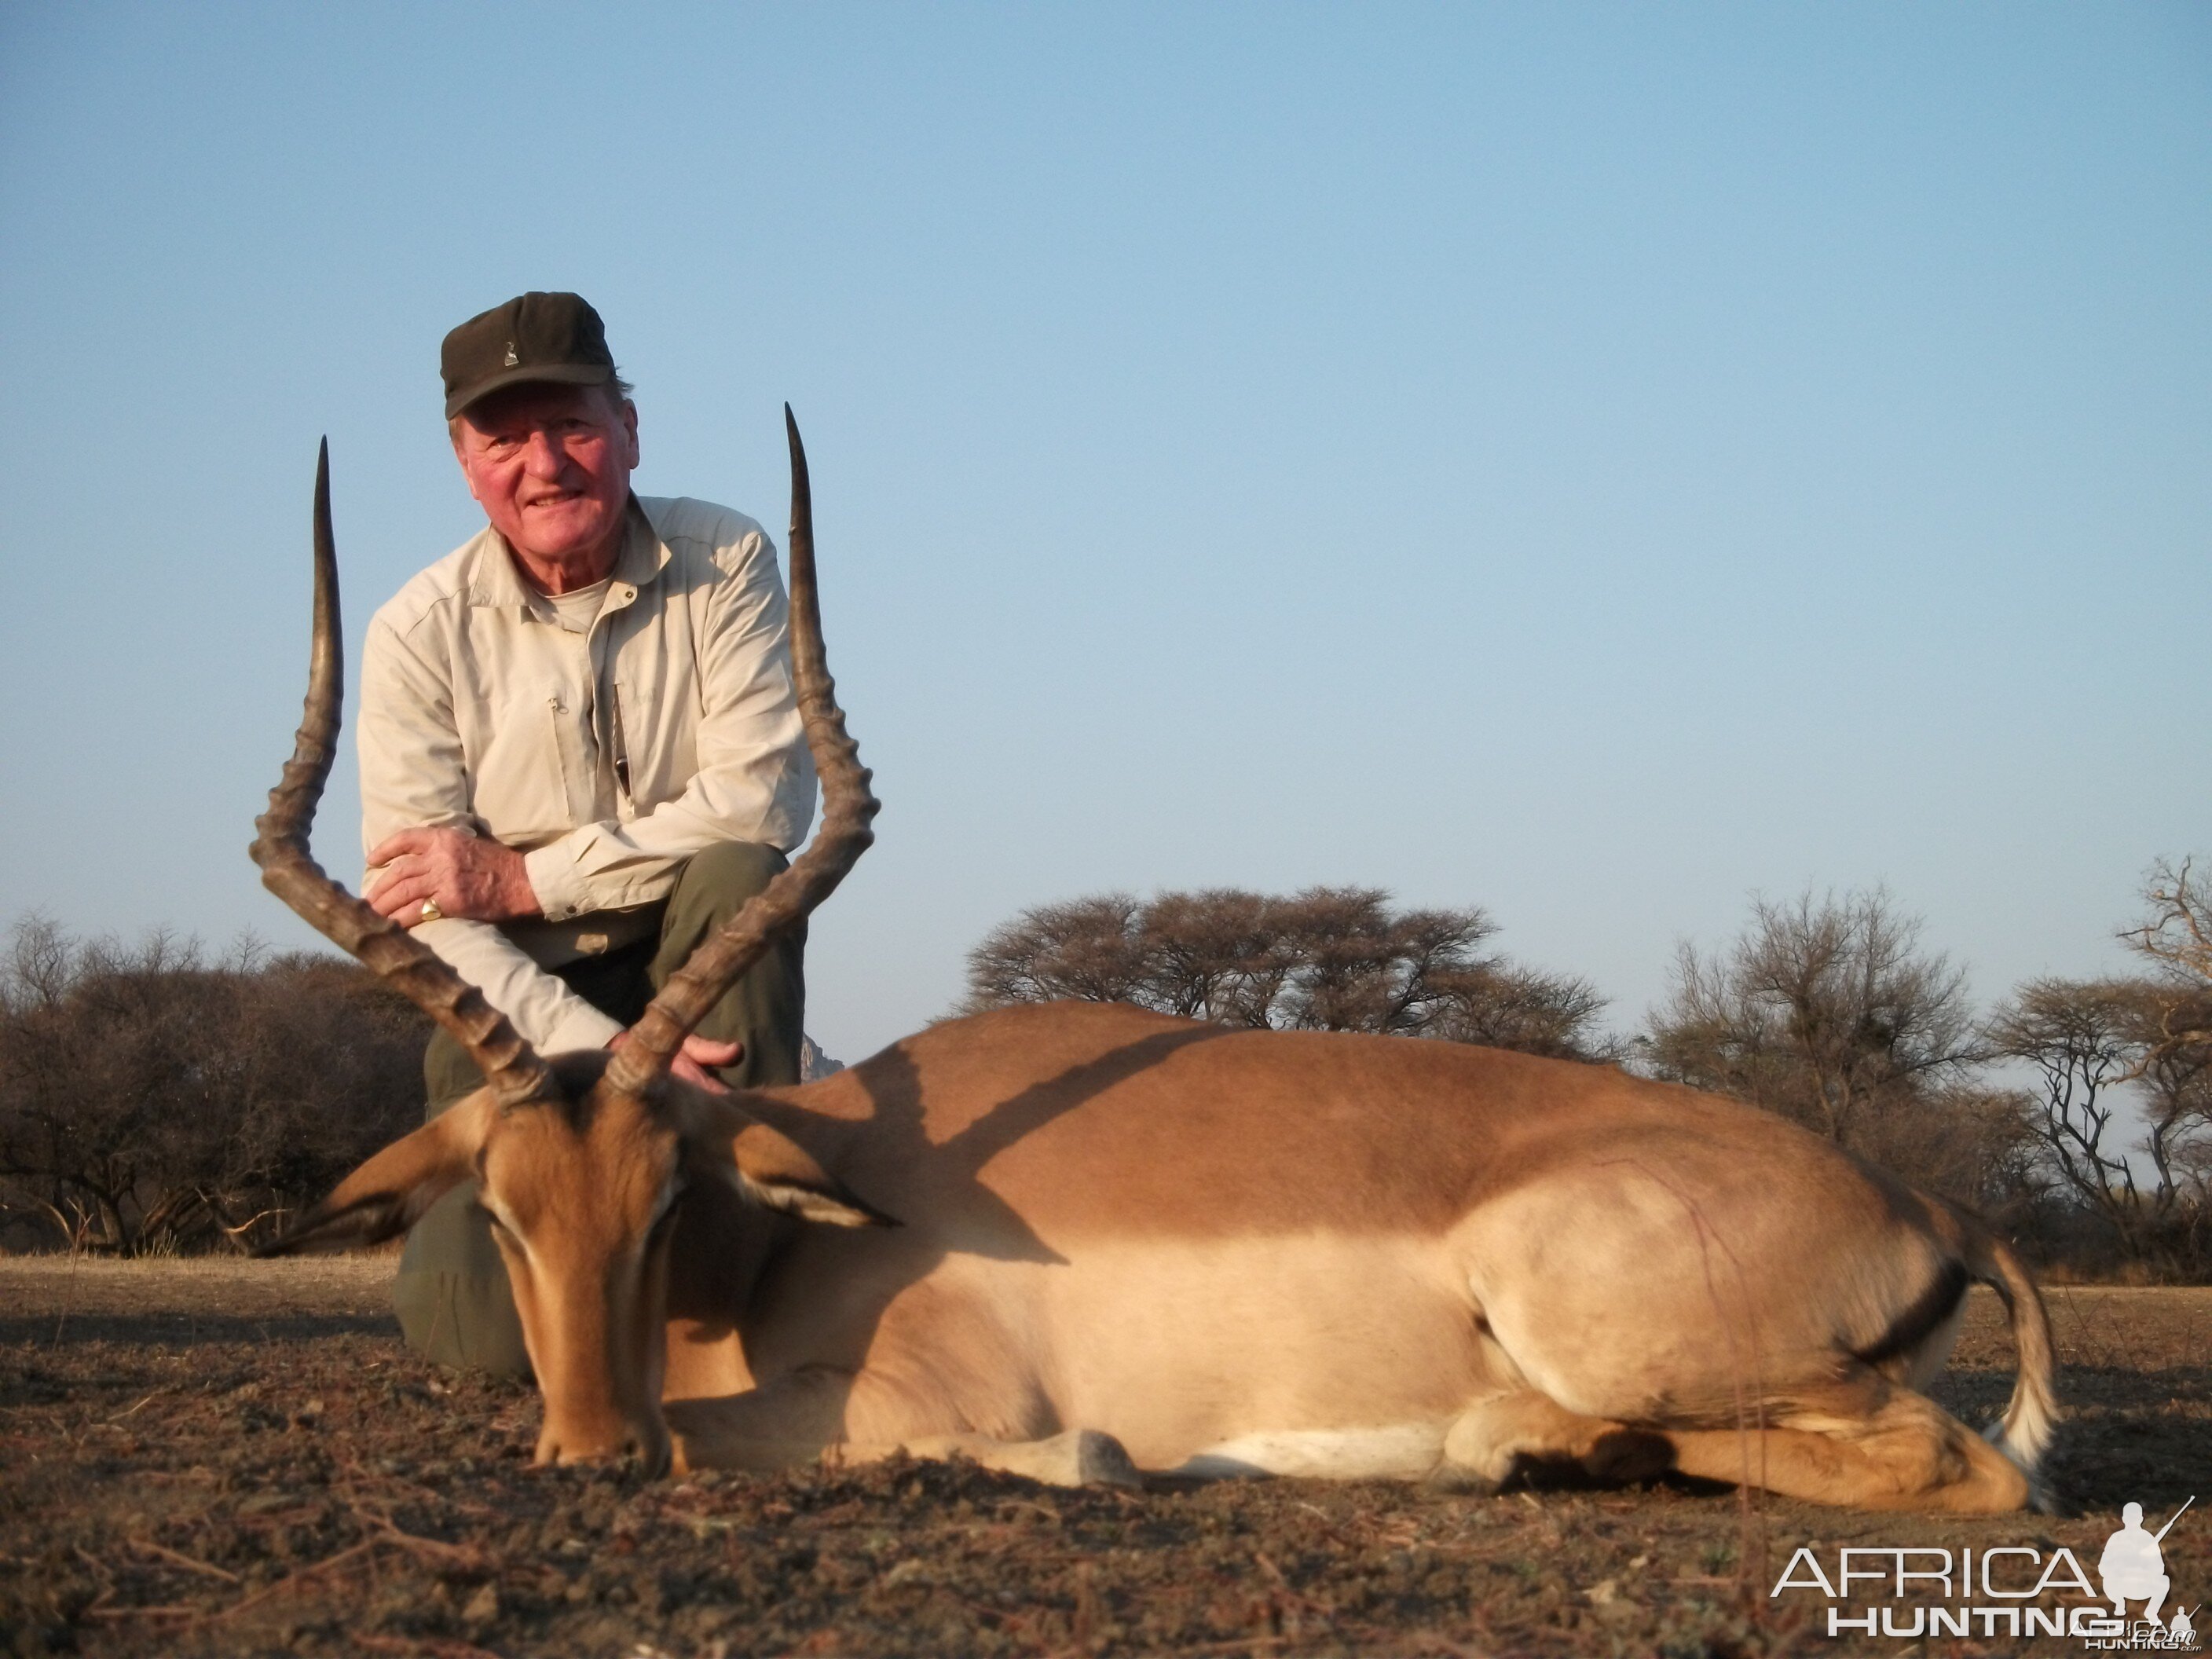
[265,1052,886,1468]
[251,410,883,1470]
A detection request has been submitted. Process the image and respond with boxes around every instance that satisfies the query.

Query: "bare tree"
[0,917,426,1253]
[1641,888,1995,1192]
[2122,856,2212,1055]
[964,886,1613,1062]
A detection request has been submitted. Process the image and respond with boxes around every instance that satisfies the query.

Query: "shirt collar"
[464,495,668,608]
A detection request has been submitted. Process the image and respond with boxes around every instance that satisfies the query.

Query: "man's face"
[452,383,640,577]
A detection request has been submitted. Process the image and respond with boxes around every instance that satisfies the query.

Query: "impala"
[257,414,2056,1511]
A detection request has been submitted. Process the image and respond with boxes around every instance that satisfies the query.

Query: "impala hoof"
[1070,1429,1141,1489]
[1001,1427,1144,1488]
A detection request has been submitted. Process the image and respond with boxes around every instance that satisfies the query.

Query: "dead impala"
[255,413,2056,1511]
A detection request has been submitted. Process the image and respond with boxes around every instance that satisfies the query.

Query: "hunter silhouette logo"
[2098,1498,2193,1639]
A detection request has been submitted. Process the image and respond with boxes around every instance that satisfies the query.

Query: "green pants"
[391,840,804,1376]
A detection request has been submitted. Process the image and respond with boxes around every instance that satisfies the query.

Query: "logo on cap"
[504,342,519,368]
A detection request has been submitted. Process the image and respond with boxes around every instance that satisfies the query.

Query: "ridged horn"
[605,407,879,1096]
[250,440,555,1108]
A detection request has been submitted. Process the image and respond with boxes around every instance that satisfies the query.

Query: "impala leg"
[661,1318,751,1403]
[1438,1392,1674,1492]
[663,1367,1139,1488]
[870,1428,1141,1488]
[663,1364,849,1473]
[1664,1386,2032,1514]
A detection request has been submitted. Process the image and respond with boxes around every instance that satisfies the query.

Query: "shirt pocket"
[610,632,697,810]
[460,672,589,844]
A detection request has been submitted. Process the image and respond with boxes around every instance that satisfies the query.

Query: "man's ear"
[678,1097,895,1229]
[256,1094,496,1256]
[616,394,639,467]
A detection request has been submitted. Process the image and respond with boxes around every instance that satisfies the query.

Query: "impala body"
[258,418,2056,1513]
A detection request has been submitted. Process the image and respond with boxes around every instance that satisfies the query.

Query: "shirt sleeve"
[359,606,627,1055]
[521,522,818,923]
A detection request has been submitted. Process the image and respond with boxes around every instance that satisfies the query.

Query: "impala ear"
[679,1098,896,1229]
[256,1094,496,1256]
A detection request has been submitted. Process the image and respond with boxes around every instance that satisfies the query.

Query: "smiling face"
[451,380,639,592]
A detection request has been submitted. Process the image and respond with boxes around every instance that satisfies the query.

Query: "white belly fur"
[1171,1423,1451,1479]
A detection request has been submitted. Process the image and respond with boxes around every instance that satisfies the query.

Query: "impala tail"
[1962,1221,2060,1500]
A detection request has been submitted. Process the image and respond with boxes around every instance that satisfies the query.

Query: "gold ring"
[418,899,444,924]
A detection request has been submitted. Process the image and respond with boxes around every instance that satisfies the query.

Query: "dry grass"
[0,1254,397,1320]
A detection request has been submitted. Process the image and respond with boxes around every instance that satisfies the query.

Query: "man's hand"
[366,826,540,925]
[607,1031,743,1095]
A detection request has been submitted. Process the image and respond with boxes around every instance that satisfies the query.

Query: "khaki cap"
[441,291,616,419]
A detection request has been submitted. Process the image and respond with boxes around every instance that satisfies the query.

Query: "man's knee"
[422,1027,485,1120]
[675,840,789,919]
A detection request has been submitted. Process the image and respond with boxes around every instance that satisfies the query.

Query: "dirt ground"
[1,1258,2205,1659]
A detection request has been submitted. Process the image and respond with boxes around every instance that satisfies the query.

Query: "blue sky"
[1,4,2206,1062]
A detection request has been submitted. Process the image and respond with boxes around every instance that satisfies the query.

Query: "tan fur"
[290,1001,2059,1511]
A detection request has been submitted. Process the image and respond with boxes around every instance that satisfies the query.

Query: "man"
[359,291,816,1374]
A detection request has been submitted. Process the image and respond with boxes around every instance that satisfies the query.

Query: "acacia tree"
[2132,1024,2212,1236]
[1984,979,2152,1253]
[963,885,1613,1062]
[2115,860,2212,1265]
[1984,976,2212,1270]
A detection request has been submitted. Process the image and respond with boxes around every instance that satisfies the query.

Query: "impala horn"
[249,440,555,1108]
[604,406,880,1097]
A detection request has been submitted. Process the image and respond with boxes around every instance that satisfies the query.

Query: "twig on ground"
[69,1544,117,1616]
[342,1500,490,1568]
[106,1390,166,1425]
[84,1603,200,1621]
[130,1536,242,1584]
[195,1536,383,1624]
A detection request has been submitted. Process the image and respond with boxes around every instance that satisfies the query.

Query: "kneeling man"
[361,291,816,1374]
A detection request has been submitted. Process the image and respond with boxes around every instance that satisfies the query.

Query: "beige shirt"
[360,496,816,1054]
